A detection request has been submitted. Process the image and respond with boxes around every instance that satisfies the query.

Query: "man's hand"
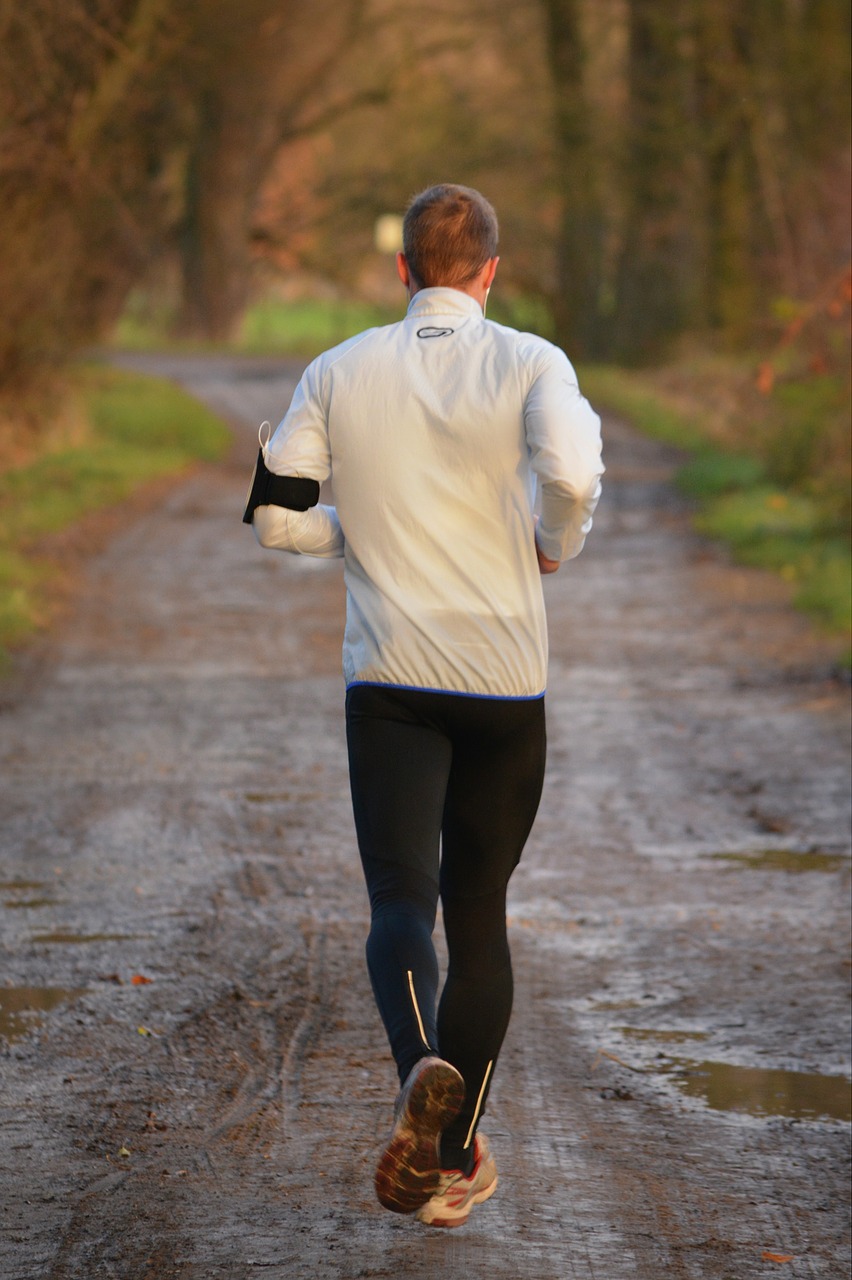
[535,540,560,575]
[533,516,559,574]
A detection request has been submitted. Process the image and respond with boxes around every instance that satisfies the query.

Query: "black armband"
[242,448,321,524]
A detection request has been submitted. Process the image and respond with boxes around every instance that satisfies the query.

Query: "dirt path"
[1,354,849,1280]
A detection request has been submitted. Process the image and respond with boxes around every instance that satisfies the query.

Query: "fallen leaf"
[131,974,152,985]
[118,1146,131,1158]
[762,1252,795,1264]
[137,1025,152,1036]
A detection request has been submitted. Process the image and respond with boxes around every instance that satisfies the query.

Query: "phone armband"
[242,448,320,524]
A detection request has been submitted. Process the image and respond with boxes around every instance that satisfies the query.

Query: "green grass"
[577,364,709,452]
[113,291,400,357]
[115,290,556,358]
[693,487,851,633]
[0,549,50,648]
[675,450,767,497]
[0,365,230,664]
[236,297,398,356]
[578,363,851,652]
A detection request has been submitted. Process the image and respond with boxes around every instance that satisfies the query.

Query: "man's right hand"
[535,541,560,575]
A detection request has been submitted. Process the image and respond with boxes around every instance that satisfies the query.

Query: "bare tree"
[253,0,557,323]
[0,0,182,382]
[168,0,394,339]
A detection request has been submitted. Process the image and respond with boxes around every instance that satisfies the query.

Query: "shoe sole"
[374,1057,465,1214]
[418,1171,498,1228]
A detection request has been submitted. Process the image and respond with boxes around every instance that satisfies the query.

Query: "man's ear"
[483,256,499,291]
[396,252,411,289]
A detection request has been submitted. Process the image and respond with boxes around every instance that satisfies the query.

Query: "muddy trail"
[1,353,850,1280]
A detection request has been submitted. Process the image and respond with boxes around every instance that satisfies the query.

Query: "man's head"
[399,184,499,295]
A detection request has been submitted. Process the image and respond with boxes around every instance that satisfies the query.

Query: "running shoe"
[374,1056,465,1213]
[416,1134,498,1228]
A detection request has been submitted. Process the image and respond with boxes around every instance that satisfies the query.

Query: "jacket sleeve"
[523,342,604,562]
[251,356,345,559]
[252,503,344,558]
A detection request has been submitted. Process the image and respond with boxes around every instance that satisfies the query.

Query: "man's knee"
[442,887,512,974]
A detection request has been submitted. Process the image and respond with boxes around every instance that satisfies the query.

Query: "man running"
[245,183,603,1228]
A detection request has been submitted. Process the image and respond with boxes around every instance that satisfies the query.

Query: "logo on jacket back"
[417,327,455,339]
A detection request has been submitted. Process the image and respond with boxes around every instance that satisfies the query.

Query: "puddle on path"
[709,849,848,873]
[0,986,88,1044]
[617,1026,710,1044]
[668,1058,852,1122]
[31,931,137,945]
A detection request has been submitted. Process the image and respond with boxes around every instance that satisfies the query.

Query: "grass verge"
[579,362,851,655]
[116,290,556,358]
[114,292,400,358]
[235,296,398,355]
[0,364,231,666]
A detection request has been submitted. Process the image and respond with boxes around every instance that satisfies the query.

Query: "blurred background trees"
[0,0,388,380]
[0,0,848,646]
[0,0,849,382]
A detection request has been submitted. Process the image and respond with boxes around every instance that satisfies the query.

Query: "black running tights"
[345,683,546,1160]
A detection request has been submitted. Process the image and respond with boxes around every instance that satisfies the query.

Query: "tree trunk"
[540,0,608,359]
[177,91,261,342]
[612,0,707,362]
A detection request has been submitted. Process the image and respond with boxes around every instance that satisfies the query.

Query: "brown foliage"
[0,0,848,386]
[254,0,557,312]
[167,0,389,338]
[0,0,183,383]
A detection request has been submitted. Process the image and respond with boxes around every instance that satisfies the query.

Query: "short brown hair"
[402,184,498,288]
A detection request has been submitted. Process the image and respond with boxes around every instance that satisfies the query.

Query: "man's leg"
[346,684,467,1213]
[436,696,546,1171]
[345,684,451,1080]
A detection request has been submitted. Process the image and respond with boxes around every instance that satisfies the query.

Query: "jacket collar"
[406,288,483,319]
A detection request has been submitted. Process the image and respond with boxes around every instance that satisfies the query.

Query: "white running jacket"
[253,287,603,698]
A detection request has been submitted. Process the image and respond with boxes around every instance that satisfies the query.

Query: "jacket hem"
[344,678,545,701]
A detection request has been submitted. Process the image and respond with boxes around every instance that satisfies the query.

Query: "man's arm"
[524,342,604,566]
[247,359,345,559]
[253,502,344,558]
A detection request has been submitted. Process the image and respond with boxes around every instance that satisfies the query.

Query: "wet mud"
[0,353,849,1279]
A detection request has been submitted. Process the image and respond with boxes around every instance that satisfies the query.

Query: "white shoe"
[416,1134,498,1228]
